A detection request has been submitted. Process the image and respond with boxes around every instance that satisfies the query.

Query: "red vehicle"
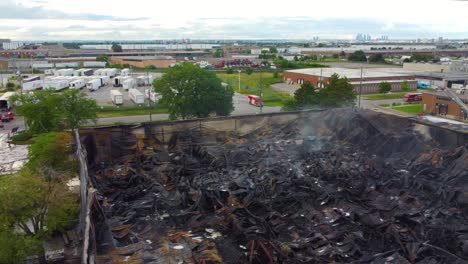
[1,111,14,122]
[248,95,263,107]
[404,93,422,102]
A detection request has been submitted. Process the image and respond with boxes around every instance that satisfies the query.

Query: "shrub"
[10,131,32,142]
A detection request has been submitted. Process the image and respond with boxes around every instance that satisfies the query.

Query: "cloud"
[0,1,146,21]
[0,16,467,40]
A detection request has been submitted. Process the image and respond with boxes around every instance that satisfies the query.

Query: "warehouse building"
[283,68,417,94]
[109,56,176,68]
[421,91,468,120]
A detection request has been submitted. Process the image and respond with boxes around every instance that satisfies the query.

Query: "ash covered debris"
[90,109,468,264]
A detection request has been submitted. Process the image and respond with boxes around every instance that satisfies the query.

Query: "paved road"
[96,93,281,125]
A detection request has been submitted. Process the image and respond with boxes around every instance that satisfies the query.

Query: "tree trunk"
[38,247,47,264]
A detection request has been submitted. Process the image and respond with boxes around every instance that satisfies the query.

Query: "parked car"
[1,111,14,122]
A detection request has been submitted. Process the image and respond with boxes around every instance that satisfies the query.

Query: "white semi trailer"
[22,80,44,91]
[70,79,86,89]
[128,88,144,104]
[110,90,124,105]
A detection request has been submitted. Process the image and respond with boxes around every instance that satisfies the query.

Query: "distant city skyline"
[0,0,467,41]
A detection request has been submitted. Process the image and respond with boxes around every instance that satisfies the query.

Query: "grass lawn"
[97,105,168,118]
[217,72,291,107]
[363,92,408,100]
[390,103,423,114]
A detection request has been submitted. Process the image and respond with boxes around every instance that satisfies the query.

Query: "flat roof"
[113,56,174,61]
[286,67,414,79]
[422,90,468,101]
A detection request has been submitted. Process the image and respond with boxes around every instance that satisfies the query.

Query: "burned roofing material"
[89,109,468,263]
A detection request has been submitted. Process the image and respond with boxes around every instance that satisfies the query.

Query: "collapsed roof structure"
[80,109,468,263]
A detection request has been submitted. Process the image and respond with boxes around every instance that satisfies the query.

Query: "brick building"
[109,56,176,68]
[421,91,468,120]
[284,68,417,94]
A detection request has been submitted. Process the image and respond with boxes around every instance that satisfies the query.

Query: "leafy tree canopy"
[111,43,123,52]
[12,89,98,133]
[379,81,392,93]
[401,80,410,92]
[153,62,234,120]
[348,50,367,62]
[282,74,356,110]
[0,168,78,263]
[368,53,386,63]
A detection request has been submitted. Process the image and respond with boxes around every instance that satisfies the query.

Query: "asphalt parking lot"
[83,73,163,106]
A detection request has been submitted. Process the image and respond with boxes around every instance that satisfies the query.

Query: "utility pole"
[147,70,152,122]
[238,70,241,92]
[259,69,263,113]
[319,68,323,88]
[358,66,363,108]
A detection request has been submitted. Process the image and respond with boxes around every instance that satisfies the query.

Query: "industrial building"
[109,56,176,68]
[422,91,468,120]
[283,68,417,94]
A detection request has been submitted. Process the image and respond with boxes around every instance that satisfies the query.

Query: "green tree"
[96,55,109,62]
[401,80,410,92]
[6,82,15,89]
[319,74,356,107]
[12,90,63,134]
[226,68,234,74]
[245,68,253,75]
[0,168,78,263]
[145,65,157,71]
[111,43,123,52]
[213,49,224,58]
[0,228,40,264]
[153,63,234,119]
[269,47,278,53]
[59,89,99,129]
[294,81,319,106]
[378,81,392,93]
[368,53,386,63]
[12,89,98,133]
[348,50,367,62]
[27,132,76,172]
[283,75,355,111]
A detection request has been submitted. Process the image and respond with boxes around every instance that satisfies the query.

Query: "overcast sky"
[1,0,467,40]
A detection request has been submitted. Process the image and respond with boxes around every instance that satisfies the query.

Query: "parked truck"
[22,80,44,91]
[44,80,70,91]
[23,76,41,83]
[0,92,16,110]
[110,90,124,105]
[123,79,136,91]
[70,79,86,89]
[128,88,144,104]
[120,68,130,76]
[86,79,102,91]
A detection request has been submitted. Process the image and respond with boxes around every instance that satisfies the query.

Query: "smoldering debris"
[91,110,468,264]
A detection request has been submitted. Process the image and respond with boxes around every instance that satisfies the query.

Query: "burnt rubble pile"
[92,110,468,263]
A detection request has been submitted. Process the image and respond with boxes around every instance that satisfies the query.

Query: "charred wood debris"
[91,111,468,264]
